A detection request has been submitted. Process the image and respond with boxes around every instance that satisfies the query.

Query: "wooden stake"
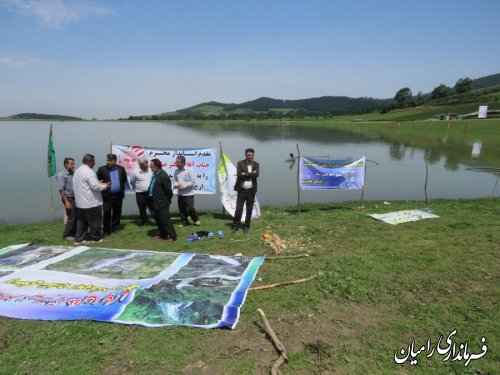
[265,254,310,260]
[250,274,318,290]
[257,309,288,375]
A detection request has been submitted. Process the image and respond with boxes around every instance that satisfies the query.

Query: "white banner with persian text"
[112,145,217,194]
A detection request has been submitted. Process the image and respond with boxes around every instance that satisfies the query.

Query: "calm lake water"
[1,120,499,224]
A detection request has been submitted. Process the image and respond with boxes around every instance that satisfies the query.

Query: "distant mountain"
[7,113,84,121]
[176,96,392,114]
[164,73,500,116]
[176,101,235,112]
[470,73,500,89]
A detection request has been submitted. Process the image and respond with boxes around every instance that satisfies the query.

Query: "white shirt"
[241,164,253,190]
[132,169,153,193]
[73,164,107,209]
[174,167,196,196]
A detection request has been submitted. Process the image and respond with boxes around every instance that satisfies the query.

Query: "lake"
[1,120,498,224]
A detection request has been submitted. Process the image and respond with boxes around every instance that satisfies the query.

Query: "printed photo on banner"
[112,145,217,194]
[0,244,264,329]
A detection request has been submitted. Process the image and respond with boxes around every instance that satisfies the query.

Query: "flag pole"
[296,143,301,214]
[424,151,429,206]
[359,153,367,209]
[219,141,227,216]
[49,178,55,221]
[47,124,57,221]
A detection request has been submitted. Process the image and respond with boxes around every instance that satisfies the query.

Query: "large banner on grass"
[0,244,264,329]
[218,154,261,221]
[299,156,366,190]
[112,145,217,194]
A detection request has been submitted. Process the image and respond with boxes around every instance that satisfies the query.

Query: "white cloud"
[0,55,25,68]
[0,52,56,67]
[0,0,115,29]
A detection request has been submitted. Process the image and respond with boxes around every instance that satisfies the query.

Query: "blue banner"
[300,156,366,190]
[0,244,264,329]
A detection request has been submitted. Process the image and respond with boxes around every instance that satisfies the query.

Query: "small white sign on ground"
[368,209,439,225]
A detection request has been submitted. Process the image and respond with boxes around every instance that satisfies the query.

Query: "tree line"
[124,107,381,121]
[124,74,499,121]
[392,77,474,109]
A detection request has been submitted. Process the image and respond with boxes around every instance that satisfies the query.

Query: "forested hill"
[178,96,392,113]
[470,73,500,89]
[6,113,83,121]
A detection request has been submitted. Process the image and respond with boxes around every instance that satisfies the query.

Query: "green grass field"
[0,198,498,374]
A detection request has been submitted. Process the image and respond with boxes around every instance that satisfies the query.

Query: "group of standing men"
[56,154,112,244]
[56,148,259,244]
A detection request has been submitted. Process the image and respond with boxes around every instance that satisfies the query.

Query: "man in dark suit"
[149,158,177,243]
[97,153,127,235]
[231,148,260,233]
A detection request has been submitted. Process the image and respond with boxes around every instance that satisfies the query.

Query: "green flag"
[47,124,56,177]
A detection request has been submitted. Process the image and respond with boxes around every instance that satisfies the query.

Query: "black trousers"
[103,195,123,234]
[136,192,154,225]
[62,196,77,238]
[154,204,177,240]
[177,195,199,225]
[75,206,103,242]
[232,190,255,229]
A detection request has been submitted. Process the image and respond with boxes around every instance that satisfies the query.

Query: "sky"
[1,0,499,119]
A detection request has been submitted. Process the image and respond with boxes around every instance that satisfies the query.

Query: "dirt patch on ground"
[186,300,397,374]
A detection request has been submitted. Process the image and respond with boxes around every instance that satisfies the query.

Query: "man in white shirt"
[173,155,200,227]
[131,157,154,226]
[73,154,110,244]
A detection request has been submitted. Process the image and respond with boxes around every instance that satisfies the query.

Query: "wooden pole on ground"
[250,274,318,290]
[265,254,310,260]
[257,309,288,375]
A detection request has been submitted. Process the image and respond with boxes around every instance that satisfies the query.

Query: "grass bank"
[182,118,500,169]
[0,199,499,374]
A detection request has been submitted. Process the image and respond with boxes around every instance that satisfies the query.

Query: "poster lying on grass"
[0,244,264,329]
[368,209,439,225]
[112,144,217,194]
[218,153,261,221]
[300,156,366,190]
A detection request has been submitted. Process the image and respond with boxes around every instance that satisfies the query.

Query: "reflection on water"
[0,120,498,224]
